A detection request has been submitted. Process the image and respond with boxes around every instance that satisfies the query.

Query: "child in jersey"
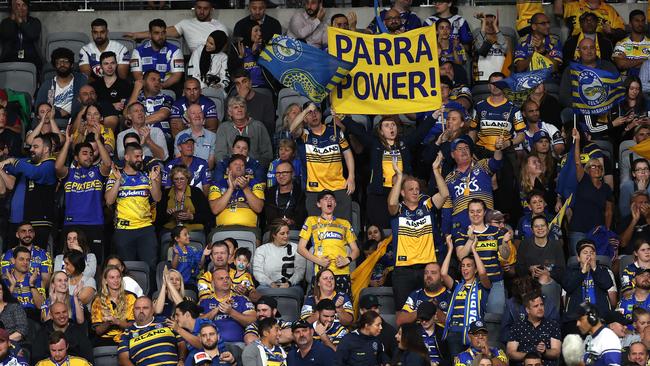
[170,225,203,292]
[230,247,255,297]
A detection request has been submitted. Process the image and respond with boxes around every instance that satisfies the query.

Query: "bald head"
[134,296,154,325]
[578,37,597,65]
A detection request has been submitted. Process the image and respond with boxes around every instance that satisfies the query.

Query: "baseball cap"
[317,190,336,201]
[485,209,505,223]
[532,130,551,144]
[257,296,281,318]
[176,132,195,146]
[576,240,597,255]
[359,294,380,310]
[417,301,437,321]
[468,320,488,334]
[604,310,632,326]
[291,319,311,331]
[0,328,9,342]
[451,135,473,151]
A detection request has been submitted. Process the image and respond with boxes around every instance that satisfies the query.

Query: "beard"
[56,66,72,77]
[202,340,218,350]
[128,160,143,171]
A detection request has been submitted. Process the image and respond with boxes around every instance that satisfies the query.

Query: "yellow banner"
[327,26,442,115]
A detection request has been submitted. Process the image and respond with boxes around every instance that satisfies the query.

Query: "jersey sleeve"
[117,330,130,354]
[117,44,130,65]
[40,251,52,275]
[300,302,313,320]
[453,232,468,248]
[401,293,417,312]
[130,48,143,73]
[513,39,529,63]
[341,294,353,314]
[345,223,357,245]
[208,185,223,201]
[204,100,218,119]
[170,49,185,73]
[338,129,350,151]
[512,109,526,133]
[251,182,265,200]
[299,218,313,241]
[78,46,91,66]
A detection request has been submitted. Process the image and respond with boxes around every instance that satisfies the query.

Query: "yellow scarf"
[351,236,392,317]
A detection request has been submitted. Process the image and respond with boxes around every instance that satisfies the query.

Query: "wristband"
[347,256,353,264]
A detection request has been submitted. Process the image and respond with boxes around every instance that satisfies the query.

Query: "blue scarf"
[443,279,483,345]
[581,271,596,305]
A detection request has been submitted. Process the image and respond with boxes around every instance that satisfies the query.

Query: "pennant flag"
[630,138,650,161]
[259,35,355,103]
[570,62,624,115]
[373,0,389,34]
[351,236,391,317]
[491,67,551,106]
[550,194,572,230]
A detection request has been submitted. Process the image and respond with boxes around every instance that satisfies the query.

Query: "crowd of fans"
[1,0,650,364]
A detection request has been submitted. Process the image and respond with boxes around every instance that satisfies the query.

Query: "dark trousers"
[392,264,425,310]
[365,192,390,230]
[113,226,158,273]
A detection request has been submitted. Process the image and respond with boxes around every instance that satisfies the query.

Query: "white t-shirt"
[123,276,143,297]
[79,40,130,77]
[187,46,229,89]
[54,77,74,114]
[174,18,227,53]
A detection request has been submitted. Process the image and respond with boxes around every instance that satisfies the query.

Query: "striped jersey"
[448,280,488,331]
[245,318,292,338]
[3,270,43,310]
[442,158,500,235]
[312,320,348,345]
[106,170,154,230]
[299,216,356,276]
[301,292,353,320]
[208,178,265,228]
[391,195,438,267]
[471,98,525,151]
[453,225,506,282]
[1,246,51,276]
[118,317,181,365]
[421,327,443,365]
[63,163,106,226]
[297,125,350,192]
[402,287,453,316]
[613,36,650,76]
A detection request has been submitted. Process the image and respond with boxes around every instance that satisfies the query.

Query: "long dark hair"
[398,323,429,360]
[199,30,228,82]
[0,281,17,304]
[625,75,645,109]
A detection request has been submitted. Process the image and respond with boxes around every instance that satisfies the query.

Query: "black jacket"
[31,321,94,364]
[334,331,390,366]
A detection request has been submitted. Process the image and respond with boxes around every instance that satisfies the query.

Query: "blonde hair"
[520,155,545,194]
[166,269,186,295]
[48,271,72,316]
[99,265,128,319]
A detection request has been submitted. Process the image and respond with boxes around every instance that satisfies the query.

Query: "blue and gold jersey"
[208,178,265,228]
[301,292,353,320]
[402,287,452,318]
[299,216,356,276]
[64,164,106,226]
[106,170,154,230]
[229,268,255,293]
[442,159,500,234]
[3,269,44,310]
[391,195,438,267]
[256,341,287,366]
[312,320,348,345]
[118,318,181,365]
[455,346,508,366]
[36,356,92,366]
[298,125,350,192]
[421,327,443,364]
[1,246,51,276]
[244,318,292,338]
[621,262,643,294]
[173,244,202,286]
[471,98,525,151]
[453,225,505,283]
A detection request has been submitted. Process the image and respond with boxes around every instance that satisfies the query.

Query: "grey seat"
[0,62,38,96]
[93,346,119,366]
[359,286,395,314]
[619,254,635,280]
[124,261,150,295]
[277,88,309,121]
[109,32,137,54]
[45,32,90,63]
[256,287,303,322]
[161,89,176,100]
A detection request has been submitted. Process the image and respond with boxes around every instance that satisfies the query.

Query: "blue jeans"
[568,231,587,257]
[486,280,505,315]
[113,226,158,272]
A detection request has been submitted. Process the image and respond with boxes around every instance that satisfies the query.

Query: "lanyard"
[275,187,293,217]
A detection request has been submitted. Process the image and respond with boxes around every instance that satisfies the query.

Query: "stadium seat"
[256,287,303,322]
[277,88,309,121]
[109,32,137,53]
[124,261,150,295]
[152,289,198,303]
[619,254,634,280]
[45,32,90,63]
[289,230,301,243]
[471,83,491,104]
[160,231,205,261]
[359,286,395,315]
[155,261,171,291]
[382,313,397,329]
[567,255,612,269]
[210,230,256,257]
[93,346,119,366]
[0,62,38,96]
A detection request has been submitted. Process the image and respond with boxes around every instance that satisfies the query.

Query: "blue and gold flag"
[259,35,355,103]
[570,62,624,115]
[491,67,551,106]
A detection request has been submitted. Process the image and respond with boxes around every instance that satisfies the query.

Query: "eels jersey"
[297,125,350,192]
[471,98,525,151]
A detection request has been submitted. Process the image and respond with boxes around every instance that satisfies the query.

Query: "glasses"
[276,171,293,176]
[588,165,603,170]
[635,168,650,172]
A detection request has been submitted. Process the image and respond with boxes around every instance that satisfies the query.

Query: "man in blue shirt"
[186,323,240,366]
[287,319,334,366]
[130,18,184,90]
[0,134,57,246]
[170,78,219,136]
[126,70,173,138]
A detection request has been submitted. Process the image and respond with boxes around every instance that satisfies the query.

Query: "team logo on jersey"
[88,170,95,178]
[439,301,448,311]
[481,110,487,118]
[318,231,343,240]
[416,209,424,216]
[502,112,510,120]
[372,341,378,351]
[329,134,337,142]
[312,138,318,145]
[578,69,608,107]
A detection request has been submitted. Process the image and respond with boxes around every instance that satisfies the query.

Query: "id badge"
[17,50,24,59]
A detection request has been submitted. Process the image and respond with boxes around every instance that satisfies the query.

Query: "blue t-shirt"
[63,163,106,226]
[173,244,202,286]
[199,294,254,342]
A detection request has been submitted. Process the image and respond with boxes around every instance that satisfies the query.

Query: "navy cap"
[469,320,488,334]
[451,135,473,151]
[532,130,551,144]
[176,132,195,146]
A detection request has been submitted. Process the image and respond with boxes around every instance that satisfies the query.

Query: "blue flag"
[259,35,355,103]
[491,68,551,105]
[570,62,624,115]
[556,143,578,201]
[373,0,389,34]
